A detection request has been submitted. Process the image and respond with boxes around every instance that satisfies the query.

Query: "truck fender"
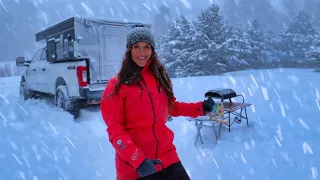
[54,77,69,94]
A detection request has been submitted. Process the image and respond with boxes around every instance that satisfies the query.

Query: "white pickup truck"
[16,17,151,118]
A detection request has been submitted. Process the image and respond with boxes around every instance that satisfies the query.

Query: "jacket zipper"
[141,77,159,159]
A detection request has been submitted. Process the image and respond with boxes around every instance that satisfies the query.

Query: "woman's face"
[131,42,152,67]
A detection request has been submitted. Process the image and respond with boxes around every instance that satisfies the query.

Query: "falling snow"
[278,100,286,117]
[40,11,48,25]
[119,0,129,13]
[179,0,192,9]
[315,88,320,100]
[65,135,75,148]
[276,125,283,141]
[48,122,58,135]
[12,153,22,165]
[274,135,282,147]
[109,7,114,17]
[311,167,318,179]
[288,73,299,84]
[55,10,62,19]
[142,3,152,11]
[240,153,247,164]
[269,103,274,112]
[298,118,310,130]
[316,99,320,111]
[0,6,318,174]
[80,2,95,16]
[273,89,281,98]
[250,74,259,88]
[227,75,236,85]
[302,142,313,155]
[248,87,253,96]
[212,156,219,168]
[261,86,269,100]
[0,0,8,12]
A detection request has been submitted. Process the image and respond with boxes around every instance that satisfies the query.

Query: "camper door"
[99,25,127,81]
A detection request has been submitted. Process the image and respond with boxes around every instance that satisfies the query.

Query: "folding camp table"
[188,116,224,145]
[188,89,252,145]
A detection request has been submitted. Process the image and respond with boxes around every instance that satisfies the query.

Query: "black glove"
[203,97,215,114]
[137,158,161,177]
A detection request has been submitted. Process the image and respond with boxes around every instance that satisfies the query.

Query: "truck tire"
[20,81,33,100]
[55,85,80,119]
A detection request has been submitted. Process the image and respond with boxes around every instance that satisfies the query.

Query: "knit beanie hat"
[126,26,155,49]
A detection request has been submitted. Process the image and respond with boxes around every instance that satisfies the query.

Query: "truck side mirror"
[16,57,26,66]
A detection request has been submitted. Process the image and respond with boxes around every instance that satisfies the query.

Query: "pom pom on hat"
[126,26,155,49]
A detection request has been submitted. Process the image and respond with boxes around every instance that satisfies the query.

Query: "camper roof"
[74,16,151,26]
[35,16,151,42]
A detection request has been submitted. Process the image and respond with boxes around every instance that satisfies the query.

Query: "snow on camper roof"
[74,16,151,26]
[35,16,151,42]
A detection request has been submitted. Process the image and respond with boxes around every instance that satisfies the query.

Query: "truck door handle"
[41,68,46,71]
[33,69,36,71]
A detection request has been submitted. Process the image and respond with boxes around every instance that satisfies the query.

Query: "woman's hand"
[137,158,162,177]
[203,97,216,115]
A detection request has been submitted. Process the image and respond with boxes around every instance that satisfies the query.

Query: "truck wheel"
[20,81,33,100]
[55,85,80,119]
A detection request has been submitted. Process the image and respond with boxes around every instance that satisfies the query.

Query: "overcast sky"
[0,0,319,62]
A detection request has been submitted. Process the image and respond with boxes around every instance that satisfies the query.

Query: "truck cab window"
[40,48,47,61]
[31,48,45,63]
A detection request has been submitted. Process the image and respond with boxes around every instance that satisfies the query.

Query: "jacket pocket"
[115,156,137,177]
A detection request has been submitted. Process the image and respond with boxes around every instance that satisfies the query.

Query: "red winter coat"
[100,60,204,180]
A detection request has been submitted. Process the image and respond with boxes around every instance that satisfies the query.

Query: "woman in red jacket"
[100,26,215,180]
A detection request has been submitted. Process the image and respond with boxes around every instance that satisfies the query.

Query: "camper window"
[47,39,57,61]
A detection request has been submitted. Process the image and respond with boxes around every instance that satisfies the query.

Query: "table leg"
[195,122,199,145]
[195,121,204,145]
[199,121,204,144]
[214,122,223,144]
[228,113,231,132]
[245,107,249,127]
[217,122,222,139]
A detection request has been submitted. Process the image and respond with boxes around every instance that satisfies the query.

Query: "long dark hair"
[102,47,175,108]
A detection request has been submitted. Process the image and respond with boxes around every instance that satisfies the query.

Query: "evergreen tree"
[158,16,197,77]
[286,11,317,36]
[157,3,320,77]
[194,4,230,44]
[228,26,251,69]
[279,11,317,63]
[306,34,320,70]
[246,20,268,67]
[193,4,233,74]
[264,30,282,66]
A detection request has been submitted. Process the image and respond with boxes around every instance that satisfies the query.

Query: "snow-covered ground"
[0,62,26,77]
[0,68,319,180]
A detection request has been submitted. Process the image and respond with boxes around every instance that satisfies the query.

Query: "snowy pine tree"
[245,20,269,67]
[279,11,317,65]
[158,16,198,77]
[192,4,233,74]
[306,33,320,70]
[264,30,282,66]
[226,20,280,70]
[224,26,250,70]
[157,4,320,77]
